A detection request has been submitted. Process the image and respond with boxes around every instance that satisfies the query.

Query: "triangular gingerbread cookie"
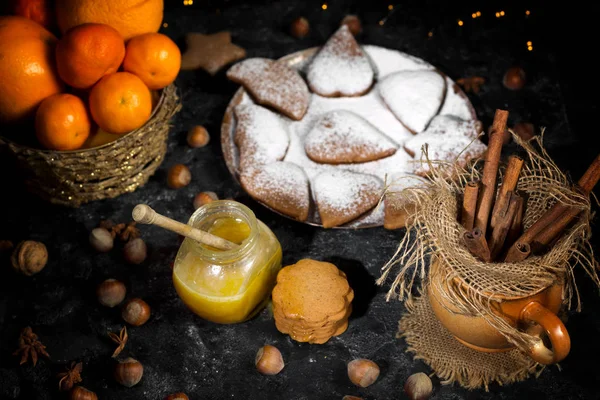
[378,69,446,133]
[234,103,290,173]
[239,161,311,222]
[304,110,398,164]
[313,170,383,228]
[306,25,374,97]
[227,58,309,120]
[403,114,486,176]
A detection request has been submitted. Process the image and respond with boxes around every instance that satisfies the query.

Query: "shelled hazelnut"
[167,164,192,189]
[122,298,151,326]
[341,15,362,36]
[404,372,433,400]
[187,125,210,148]
[193,191,219,209]
[114,357,143,387]
[11,240,48,276]
[342,396,363,400]
[290,17,309,38]
[255,345,284,375]
[89,227,114,252]
[502,66,526,90]
[123,238,147,264]
[166,393,189,400]
[347,358,380,388]
[69,386,98,400]
[97,279,126,308]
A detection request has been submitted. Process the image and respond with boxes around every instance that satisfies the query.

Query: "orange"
[0,16,64,124]
[89,72,153,135]
[35,93,91,151]
[55,0,163,41]
[123,32,181,90]
[55,23,126,89]
[12,0,55,31]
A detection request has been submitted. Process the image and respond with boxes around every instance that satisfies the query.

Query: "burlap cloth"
[378,132,600,389]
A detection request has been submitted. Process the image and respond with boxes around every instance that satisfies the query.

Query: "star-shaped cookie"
[180,31,247,75]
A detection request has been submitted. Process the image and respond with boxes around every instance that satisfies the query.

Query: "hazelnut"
[342,396,363,400]
[187,125,210,148]
[193,191,219,209]
[512,122,535,141]
[341,15,362,36]
[11,240,48,276]
[347,358,380,388]
[122,298,151,326]
[97,279,126,308]
[503,66,526,90]
[89,227,114,253]
[166,394,189,400]
[69,386,98,400]
[114,357,143,387]
[255,344,284,375]
[167,164,192,189]
[0,239,13,253]
[123,238,147,265]
[290,16,309,38]
[404,372,433,400]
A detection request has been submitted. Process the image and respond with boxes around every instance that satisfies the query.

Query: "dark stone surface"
[1,1,599,399]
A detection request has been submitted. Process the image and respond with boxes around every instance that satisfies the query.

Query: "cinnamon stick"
[504,194,525,249]
[463,227,492,262]
[504,152,600,262]
[460,180,480,230]
[530,205,583,252]
[474,109,509,235]
[489,192,521,260]
[504,241,531,262]
[490,155,524,230]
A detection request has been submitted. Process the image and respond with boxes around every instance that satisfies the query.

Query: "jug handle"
[520,301,570,365]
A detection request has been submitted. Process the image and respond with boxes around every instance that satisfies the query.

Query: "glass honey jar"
[172,200,282,324]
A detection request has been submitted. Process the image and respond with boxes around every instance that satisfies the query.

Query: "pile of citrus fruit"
[0,0,180,151]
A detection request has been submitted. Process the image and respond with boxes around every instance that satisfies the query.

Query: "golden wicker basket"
[0,84,182,207]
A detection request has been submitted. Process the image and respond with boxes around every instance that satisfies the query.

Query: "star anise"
[457,76,485,94]
[119,221,140,242]
[98,220,126,239]
[108,326,128,358]
[57,361,82,391]
[13,327,50,366]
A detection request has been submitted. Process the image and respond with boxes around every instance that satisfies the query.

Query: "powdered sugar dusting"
[313,170,383,222]
[228,58,309,120]
[403,114,486,175]
[439,76,475,120]
[306,25,374,97]
[363,45,434,79]
[304,110,398,164]
[378,69,446,133]
[240,162,310,220]
[234,103,290,172]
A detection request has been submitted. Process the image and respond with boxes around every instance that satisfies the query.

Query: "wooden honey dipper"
[132,204,239,251]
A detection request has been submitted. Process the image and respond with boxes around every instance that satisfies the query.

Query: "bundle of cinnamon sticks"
[459,109,600,263]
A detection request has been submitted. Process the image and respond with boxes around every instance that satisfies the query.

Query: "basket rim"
[0,83,175,155]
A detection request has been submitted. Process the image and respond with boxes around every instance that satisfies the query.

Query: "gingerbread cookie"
[239,161,311,222]
[227,58,310,120]
[403,114,486,176]
[180,31,246,75]
[306,25,374,97]
[233,103,290,172]
[383,174,425,230]
[378,69,446,134]
[313,170,383,228]
[271,258,354,344]
[304,110,398,164]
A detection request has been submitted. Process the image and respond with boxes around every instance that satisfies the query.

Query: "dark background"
[1,1,599,399]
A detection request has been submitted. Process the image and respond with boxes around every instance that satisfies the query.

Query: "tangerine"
[123,32,181,90]
[0,16,64,124]
[55,23,125,89]
[56,0,163,41]
[89,72,153,135]
[35,93,91,151]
